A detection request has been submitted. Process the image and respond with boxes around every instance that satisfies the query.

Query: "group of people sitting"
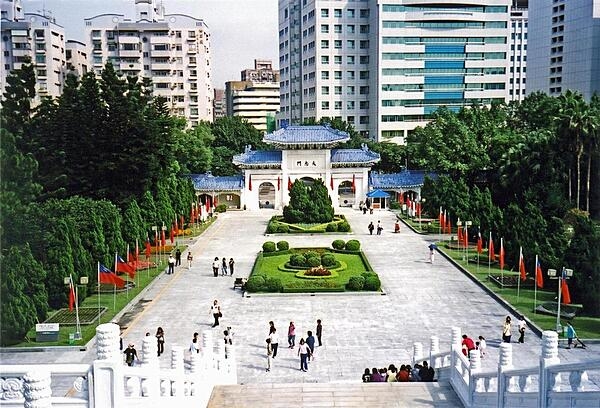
[361,361,435,383]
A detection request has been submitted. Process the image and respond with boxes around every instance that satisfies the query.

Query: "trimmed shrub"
[246,276,265,292]
[364,275,381,291]
[338,222,351,232]
[321,253,336,267]
[390,201,401,210]
[215,204,227,213]
[266,223,278,233]
[265,277,283,292]
[304,251,319,260]
[332,239,346,250]
[347,276,365,291]
[345,239,361,251]
[277,224,290,233]
[326,222,338,232]
[307,256,321,267]
[262,241,277,253]
[290,254,306,267]
[277,240,290,251]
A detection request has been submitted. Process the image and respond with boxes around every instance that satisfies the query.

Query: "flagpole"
[534,254,538,314]
[477,229,480,274]
[136,238,140,289]
[517,246,522,301]
[488,232,492,277]
[500,238,504,287]
[125,246,129,299]
[97,262,101,323]
[75,282,81,339]
[114,252,119,309]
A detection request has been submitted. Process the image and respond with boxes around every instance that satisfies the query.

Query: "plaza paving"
[1,208,598,387]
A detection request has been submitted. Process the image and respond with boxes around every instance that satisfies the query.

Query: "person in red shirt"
[462,334,476,357]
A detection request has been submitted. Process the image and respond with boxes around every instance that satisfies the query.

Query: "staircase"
[208,381,462,407]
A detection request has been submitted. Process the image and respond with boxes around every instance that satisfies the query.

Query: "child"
[478,336,487,358]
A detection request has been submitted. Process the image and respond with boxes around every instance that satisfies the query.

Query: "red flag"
[488,233,495,261]
[457,226,463,243]
[446,217,452,235]
[399,193,404,204]
[476,232,483,254]
[288,177,292,190]
[214,196,218,207]
[561,278,571,304]
[352,174,356,192]
[330,176,334,190]
[277,176,281,191]
[161,229,166,248]
[463,227,469,247]
[174,217,179,235]
[406,196,412,212]
[519,247,527,281]
[191,205,195,223]
[535,257,544,289]
[416,202,421,217]
[205,198,210,213]
[249,174,252,191]
[68,277,75,311]
[180,215,185,232]
[145,237,151,259]
[439,208,444,230]
[170,225,174,244]
[499,238,505,270]
[99,264,126,288]
[116,256,136,279]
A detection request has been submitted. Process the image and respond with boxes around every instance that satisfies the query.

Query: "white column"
[96,322,121,362]
[23,370,52,408]
[539,330,560,408]
[497,342,516,407]
[93,323,125,406]
[430,336,440,368]
[412,342,423,366]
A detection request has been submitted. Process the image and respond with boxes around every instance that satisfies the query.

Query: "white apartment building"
[226,59,280,132]
[1,0,66,102]
[65,40,88,77]
[508,1,527,102]
[278,0,515,144]
[527,0,600,99]
[84,0,212,125]
[278,0,373,137]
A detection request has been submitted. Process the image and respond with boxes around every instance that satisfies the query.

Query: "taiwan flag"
[535,256,544,289]
[116,256,136,279]
[488,233,495,262]
[499,238,505,270]
[476,231,483,254]
[98,264,125,288]
[161,229,166,248]
[288,177,292,190]
[170,224,175,243]
[446,217,452,235]
[439,207,444,230]
[145,236,151,259]
[561,275,571,305]
[519,247,527,281]
[277,176,281,191]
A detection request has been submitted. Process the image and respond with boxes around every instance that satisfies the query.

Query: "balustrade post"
[413,342,423,367]
[497,343,514,408]
[202,330,214,371]
[93,323,125,407]
[430,336,440,368]
[539,330,560,408]
[170,345,184,396]
[23,370,52,408]
[469,348,484,405]
[451,327,462,374]
[139,335,160,398]
[217,337,226,371]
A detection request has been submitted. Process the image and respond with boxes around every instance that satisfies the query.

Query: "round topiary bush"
[347,276,365,291]
[215,204,227,213]
[345,239,361,251]
[246,276,265,292]
[277,240,290,251]
[265,277,283,292]
[332,239,346,250]
[321,253,336,267]
[364,275,381,291]
[262,241,277,253]
[338,222,351,232]
[326,223,338,232]
[290,254,306,267]
[307,256,321,267]
[304,251,319,260]
[277,224,290,233]
[266,223,278,233]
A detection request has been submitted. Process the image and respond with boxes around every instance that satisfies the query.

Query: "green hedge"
[262,241,276,253]
[345,240,361,251]
[283,286,345,293]
[332,239,346,250]
[215,204,227,213]
[277,240,290,251]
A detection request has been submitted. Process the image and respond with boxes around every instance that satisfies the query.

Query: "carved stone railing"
[413,328,600,408]
[0,323,237,408]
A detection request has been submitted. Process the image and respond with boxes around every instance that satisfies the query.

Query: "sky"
[22,0,280,88]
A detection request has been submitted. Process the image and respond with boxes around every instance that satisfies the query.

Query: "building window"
[321,40,329,49]
[360,25,369,34]
[360,40,369,49]
[334,71,342,79]
[321,24,329,33]
[335,101,342,110]
[334,86,342,95]
[321,86,330,95]
[348,9,355,18]
[360,101,369,109]
[347,71,355,79]
[321,71,329,79]
[334,24,342,33]
[321,56,329,64]
[322,101,329,110]
[335,40,343,49]
[347,56,355,64]
[360,56,369,64]
[347,25,355,34]
[347,101,355,109]
[334,56,342,64]
[321,8,329,17]
[347,40,355,49]
[347,86,355,95]
[359,116,369,124]
[334,9,342,18]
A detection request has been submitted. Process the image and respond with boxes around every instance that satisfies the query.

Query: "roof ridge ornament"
[244,145,252,154]
[361,143,368,151]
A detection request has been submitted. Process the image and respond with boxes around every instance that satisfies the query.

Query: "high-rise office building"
[508,0,528,101]
[84,0,212,125]
[1,0,67,102]
[277,0,515,144]
[527,0,600,99]
[226,59,280,132]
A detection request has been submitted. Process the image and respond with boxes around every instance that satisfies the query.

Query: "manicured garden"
[266,215,351,234]
[247,240,381,293]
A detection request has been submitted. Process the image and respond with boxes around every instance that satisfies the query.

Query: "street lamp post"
[456,220,463,259]
[548,267,573,334]
[465,221,472,263]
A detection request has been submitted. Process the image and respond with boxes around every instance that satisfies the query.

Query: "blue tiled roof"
[188,173,244,191]
[264,125,350,145]
[232,150,282,166]
[331,148,380,164]
[369,170,437,189]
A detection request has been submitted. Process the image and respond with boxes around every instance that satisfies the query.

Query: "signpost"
[36,323,59,342]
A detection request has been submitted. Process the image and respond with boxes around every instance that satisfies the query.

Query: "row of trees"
[410,93,599,316]
[0,61,262,345]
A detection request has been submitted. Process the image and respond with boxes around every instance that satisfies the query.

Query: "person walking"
[124,343,138,366]
[212,257,220,277]
[518,316,526,343]
[175,248,182,266]
[221,257,228,276]
[167,255,175,274]
[478,336,487,358]
[298,338,311,372]
[288,321,296,348]
[189,332,200,354]
[502,316,512,343]
[211,299,222,327]
[566,321,577,349]
[269,327,279,358]
[229,258,235,276]
[266,338,273,372]
[187,252,193,269]
[376,221,383,235]
[306,331,316,361]
[156,327,165,357]
[316,319,323,346]
[428,244,436,264]
[368,222,375,235]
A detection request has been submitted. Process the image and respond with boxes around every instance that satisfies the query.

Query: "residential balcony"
[119,49,141,58]
[151,49,171,58]
[119,62,142,71]
[118,35,139,44]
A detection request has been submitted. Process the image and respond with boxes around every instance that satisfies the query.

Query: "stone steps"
[208,381,463,407]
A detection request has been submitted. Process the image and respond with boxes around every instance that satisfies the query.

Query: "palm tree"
[555,90,594,210]
[585,94,600,212]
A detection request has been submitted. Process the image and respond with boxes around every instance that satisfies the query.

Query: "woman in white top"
[478,336,487,358]
[189,332,200,354]
[298,338,311,372]
[211,299,221,327]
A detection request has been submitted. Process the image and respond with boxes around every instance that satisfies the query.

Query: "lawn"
[11,218,217,348]
[266,215,351,233]
[439,244,600,339]
[250,248,378,292]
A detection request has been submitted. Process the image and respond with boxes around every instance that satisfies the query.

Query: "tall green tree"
[1,57,36,137]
